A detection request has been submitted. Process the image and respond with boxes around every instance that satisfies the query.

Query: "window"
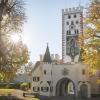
[76,21,79,24]
[33,87,40,92]
[68,15,71,19]
[50,87,53,92]
[37,77,40,81]
[66,30,71,35]
[71,21,74,25]
[44,70,46,75]
[75,29,79,34]
[66,30,69,35]
[69,30,71,35]
[74,14,77,18]
[82,69,85,75]
[33,77,40,82]
[41,87,49,92]
[76,29,79,34]
[70,25,74,29]
[75,30,76,34]
[66,21,69,25]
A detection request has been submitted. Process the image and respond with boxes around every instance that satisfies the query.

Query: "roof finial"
[79,0,81,7]
[47,42,48,47]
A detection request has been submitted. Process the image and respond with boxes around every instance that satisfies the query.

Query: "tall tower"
[62,6,83,63]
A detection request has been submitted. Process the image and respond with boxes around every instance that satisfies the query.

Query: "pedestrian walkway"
[40,96,100,100]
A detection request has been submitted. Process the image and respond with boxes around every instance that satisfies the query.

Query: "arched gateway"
[56,78,75,96]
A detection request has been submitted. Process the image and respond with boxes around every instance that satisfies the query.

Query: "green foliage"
[0,83,20,89]
[20,82,29,91]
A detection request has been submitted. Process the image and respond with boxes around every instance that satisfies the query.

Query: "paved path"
[40,96,100,100]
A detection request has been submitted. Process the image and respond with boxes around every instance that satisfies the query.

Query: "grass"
[0,89,39,100]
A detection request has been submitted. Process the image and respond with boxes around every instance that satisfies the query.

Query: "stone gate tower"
[62,6,83,63]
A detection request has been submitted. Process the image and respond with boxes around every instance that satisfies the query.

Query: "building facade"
[62,6,83,63]
[31,45,91,98]
[31,6,100,98]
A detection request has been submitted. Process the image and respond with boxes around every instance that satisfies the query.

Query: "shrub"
[0,83,20,89]
[20,82,29,91]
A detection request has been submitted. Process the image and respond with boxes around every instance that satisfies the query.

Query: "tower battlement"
[62,6,83,14]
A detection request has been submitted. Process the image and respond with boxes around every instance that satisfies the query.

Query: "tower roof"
[43,44,52,63]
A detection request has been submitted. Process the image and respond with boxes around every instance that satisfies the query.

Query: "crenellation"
[63,6,83,14]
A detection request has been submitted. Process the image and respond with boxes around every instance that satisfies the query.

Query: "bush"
[0,83,20,89]
[20,82,29,91]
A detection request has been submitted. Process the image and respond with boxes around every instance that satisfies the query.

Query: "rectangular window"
[41,87,49,92]
[33,86,40,92]
[50,87,53,92]
[33,77,40,82]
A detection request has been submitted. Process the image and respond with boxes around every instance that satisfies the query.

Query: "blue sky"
[23,0,90,62]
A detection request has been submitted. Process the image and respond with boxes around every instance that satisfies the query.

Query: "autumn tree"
[79,0,100,74]
[0,0,29,82]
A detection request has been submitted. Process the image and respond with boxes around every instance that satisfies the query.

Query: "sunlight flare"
[10,34,20,43]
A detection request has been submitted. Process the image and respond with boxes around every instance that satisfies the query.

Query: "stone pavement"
[40,96,100,100]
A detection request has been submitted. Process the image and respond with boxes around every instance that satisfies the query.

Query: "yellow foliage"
[79,0,100,73]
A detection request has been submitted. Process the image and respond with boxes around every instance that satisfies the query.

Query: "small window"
[69,30,71,35]
[66,30,69,35]
[70,25,74,29]
[33,87,40,92]
[82,69,85,75]
[41,87,49,92]
[37,77,40,81]
[44,70,46,75]
[76,29,79,34]
[75,29,79,34]
[66,21,69,25]
[75,30,76,34]
[74,14,77,18]
[76,21,79,24]
[66,30,71,35]
[50,87,53,92]
[68,15,71,19]
[33,77,40,82]
[71,21,74,25]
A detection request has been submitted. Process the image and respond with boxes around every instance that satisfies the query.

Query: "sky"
[23,0,90,63]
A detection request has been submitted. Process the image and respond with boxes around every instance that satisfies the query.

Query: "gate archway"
[56,78,75,96]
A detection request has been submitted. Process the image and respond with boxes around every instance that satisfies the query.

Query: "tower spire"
[43,43,52,63]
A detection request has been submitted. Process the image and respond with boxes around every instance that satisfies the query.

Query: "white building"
[31,6,92,98]
[31,45,91,98]
[62,6,83,63]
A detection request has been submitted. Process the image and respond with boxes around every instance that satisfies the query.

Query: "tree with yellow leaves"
[79,0,100,73]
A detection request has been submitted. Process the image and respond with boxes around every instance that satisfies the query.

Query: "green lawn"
[0,89,39,100]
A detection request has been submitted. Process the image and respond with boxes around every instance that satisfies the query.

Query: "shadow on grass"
[0,96,24,100]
